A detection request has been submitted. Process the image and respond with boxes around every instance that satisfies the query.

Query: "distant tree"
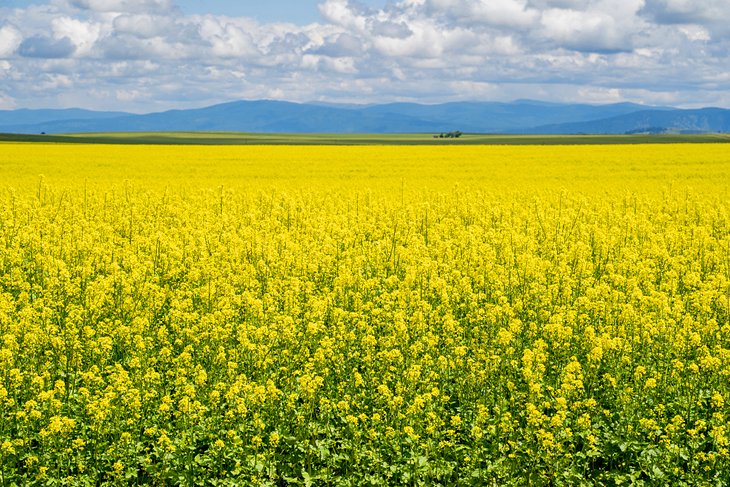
[435,131,463,139]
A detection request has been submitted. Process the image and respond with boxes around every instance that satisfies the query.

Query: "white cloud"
[0,0,728,110]
[641,0,730,25]
[678,25,710,42]
[528,0,583,7]
[112,14,170,38]
[429,0,539,29]
[319,0,369,32]
[641,0,730,39]
[198,18,260,59]
[52,17,103,56]
[312,33,364,57]
[539,8,632,52]
[0,25,23,57]
[19,35,76,58]
[576,86,623,103]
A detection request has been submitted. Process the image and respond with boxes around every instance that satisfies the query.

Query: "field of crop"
[1,142,729,485]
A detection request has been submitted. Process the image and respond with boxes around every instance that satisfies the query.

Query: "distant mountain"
[1,100,728,134]
[521,107,730,134]
[0,101,442,134]
[358,101,669,132]
[0,108,128,128]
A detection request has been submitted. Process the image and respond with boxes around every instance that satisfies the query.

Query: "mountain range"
[1,100,729,135]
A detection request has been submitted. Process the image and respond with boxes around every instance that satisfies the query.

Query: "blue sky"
[1,0,729,111]
[3,0,386,23]
[176,0,385,23]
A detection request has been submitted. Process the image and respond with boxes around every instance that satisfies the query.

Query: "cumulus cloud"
[52,17,103,56]
[311,33,364,57]
[640,0,730,25]
[112,14,171,38]
[319,0,370,32]
[428,0,539,29]
[0,0,728,110]
[371,20,412,39]
[0,25,23,57]
[539,8,633,52]
[198,17,260,59]
[640,0,730,38]
[19,35,76,58]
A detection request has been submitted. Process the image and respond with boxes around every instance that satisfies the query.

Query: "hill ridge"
[1,100,728,135]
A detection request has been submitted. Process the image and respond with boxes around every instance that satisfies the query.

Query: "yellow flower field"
[0,142,729,485]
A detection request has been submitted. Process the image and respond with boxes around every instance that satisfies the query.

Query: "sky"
[0,0,729,112]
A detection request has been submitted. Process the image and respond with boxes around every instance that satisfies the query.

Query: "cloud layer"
[1,0,728,110]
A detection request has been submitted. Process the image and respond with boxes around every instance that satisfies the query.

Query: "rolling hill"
[1,100,728,135]
[524,107,730,134]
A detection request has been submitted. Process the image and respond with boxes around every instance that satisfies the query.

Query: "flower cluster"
[0,142,728,485]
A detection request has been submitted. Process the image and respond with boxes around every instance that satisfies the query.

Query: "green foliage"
[0,143,729,485]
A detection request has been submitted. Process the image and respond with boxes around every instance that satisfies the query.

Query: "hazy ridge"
[1,100,728,135]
